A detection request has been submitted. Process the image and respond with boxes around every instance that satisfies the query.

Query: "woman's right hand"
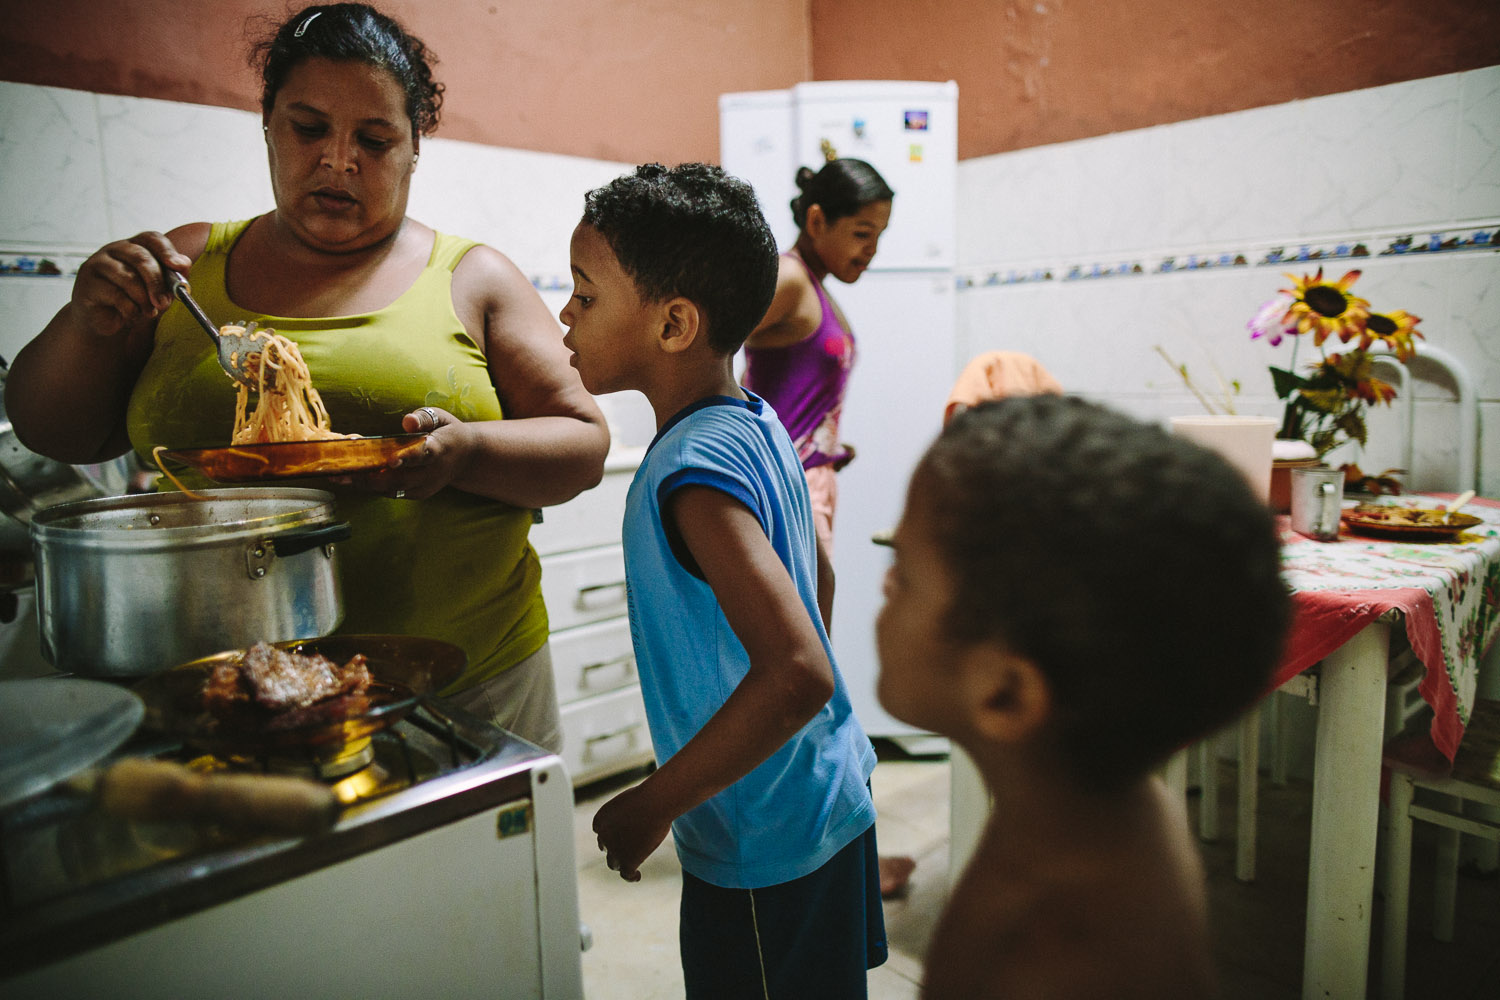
[71,232,195,338]
[6,224,207,465]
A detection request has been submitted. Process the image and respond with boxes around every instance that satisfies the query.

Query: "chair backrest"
[944,351,1063,425]
[1368,343,1480,493]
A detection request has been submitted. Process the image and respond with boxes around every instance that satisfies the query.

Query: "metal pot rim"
[30,488,338,551]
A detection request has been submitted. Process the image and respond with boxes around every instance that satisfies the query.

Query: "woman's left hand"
[336,406,461,500]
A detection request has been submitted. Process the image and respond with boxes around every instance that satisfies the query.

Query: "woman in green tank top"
[4,5,609,752]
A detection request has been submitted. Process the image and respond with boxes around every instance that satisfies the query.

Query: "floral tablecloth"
[1276,494,1500,761]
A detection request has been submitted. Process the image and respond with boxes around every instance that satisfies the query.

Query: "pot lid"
[0,677,144,810]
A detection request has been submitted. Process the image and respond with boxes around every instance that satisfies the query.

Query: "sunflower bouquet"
[1248,267,1423,464]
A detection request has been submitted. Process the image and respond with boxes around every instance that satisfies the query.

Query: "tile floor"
[570,741,1500,1000]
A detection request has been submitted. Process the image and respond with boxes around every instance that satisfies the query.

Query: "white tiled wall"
[0,81,656,445]
[8,69,1498,477]
[955,65,1500,496]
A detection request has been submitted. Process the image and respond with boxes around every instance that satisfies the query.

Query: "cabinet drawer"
[531,467,633,556]
[540,545,628,631]
[560,685,655,786]
[551,617,637,706]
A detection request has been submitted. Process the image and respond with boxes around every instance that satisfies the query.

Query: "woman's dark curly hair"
[248,3,444,137]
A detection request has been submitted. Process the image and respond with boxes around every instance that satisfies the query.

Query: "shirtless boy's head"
[878,394,1289,789]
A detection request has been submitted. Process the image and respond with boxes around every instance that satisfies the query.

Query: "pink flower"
[1247,294,1296,346]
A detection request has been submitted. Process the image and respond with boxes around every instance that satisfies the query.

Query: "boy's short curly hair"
[581,163,779,355]
[921,395,1290,790]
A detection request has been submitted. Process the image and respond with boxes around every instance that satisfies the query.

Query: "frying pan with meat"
[133,635,465,758]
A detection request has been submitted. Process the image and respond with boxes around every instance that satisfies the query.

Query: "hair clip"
[294,11,322,38]
[820,139,838,162]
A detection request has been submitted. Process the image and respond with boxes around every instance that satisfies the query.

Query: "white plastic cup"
[1169,415,1279,503]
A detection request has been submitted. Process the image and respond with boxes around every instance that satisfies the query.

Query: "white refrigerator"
[720,81,958,739]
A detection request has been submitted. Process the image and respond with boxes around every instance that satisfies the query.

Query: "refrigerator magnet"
[904,110,929,131]
[909,143,924,163]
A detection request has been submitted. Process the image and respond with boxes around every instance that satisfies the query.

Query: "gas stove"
[0,698,585,999]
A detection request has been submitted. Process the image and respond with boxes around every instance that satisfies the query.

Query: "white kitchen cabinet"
[535,447,654,786]
[539,546,628,632]
[556,684,653,792]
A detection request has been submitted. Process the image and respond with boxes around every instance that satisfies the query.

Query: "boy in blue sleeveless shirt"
[560,163,885,998]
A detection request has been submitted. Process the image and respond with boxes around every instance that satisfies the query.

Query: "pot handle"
[269,521,352,557]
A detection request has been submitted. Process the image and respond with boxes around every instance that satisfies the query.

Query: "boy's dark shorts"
[679,822,887,999]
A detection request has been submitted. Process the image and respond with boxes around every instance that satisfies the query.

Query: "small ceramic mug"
[1290,465,1345,541]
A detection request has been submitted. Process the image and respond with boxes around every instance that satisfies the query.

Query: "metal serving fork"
[164,270,261,387]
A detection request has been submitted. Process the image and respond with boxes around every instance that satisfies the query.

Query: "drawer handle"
[584,724,645,760]
[575,581,627,610]
[580,654,636,688]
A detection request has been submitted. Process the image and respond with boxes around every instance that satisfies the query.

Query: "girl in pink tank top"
[742,158,894,478]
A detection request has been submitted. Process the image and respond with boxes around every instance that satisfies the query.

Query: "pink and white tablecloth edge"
[1274,493,1500,761]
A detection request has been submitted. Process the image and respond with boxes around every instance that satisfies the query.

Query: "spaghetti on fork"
[229,325,351,444]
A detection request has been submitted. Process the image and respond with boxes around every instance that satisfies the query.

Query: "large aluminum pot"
[30,489,349,677]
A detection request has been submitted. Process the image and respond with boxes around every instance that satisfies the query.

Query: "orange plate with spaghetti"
[161,434,427,483]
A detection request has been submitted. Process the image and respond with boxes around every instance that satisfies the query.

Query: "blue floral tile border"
[10,222,1496,294]
[0,251,89,277]
[529,274,572,293]
[956,222,1499,291]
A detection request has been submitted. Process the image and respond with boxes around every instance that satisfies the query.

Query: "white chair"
[1378,697,1500,1000]
[1196,637,1427,883]
[1190,670,1318,882]
[1367,342,1479,495]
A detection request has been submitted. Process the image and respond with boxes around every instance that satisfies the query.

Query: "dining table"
[1276,492,1500,1000]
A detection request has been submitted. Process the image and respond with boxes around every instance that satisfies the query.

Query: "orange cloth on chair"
[944,351,1063,425]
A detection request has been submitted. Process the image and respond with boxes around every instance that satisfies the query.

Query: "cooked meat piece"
[264,691,374,732]
[232,642,374,713]
[336,654,372,693]
[241,641,343,711]
[203,660,249,713]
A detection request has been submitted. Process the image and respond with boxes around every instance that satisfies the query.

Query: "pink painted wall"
[809,0,1500,160]
[0,0,810,165]
[1,1,1495,163]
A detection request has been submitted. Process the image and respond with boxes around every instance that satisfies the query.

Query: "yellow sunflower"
[1281,268,1370,346]
[1333,351,1397,405]
[1359,308,1423,361]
